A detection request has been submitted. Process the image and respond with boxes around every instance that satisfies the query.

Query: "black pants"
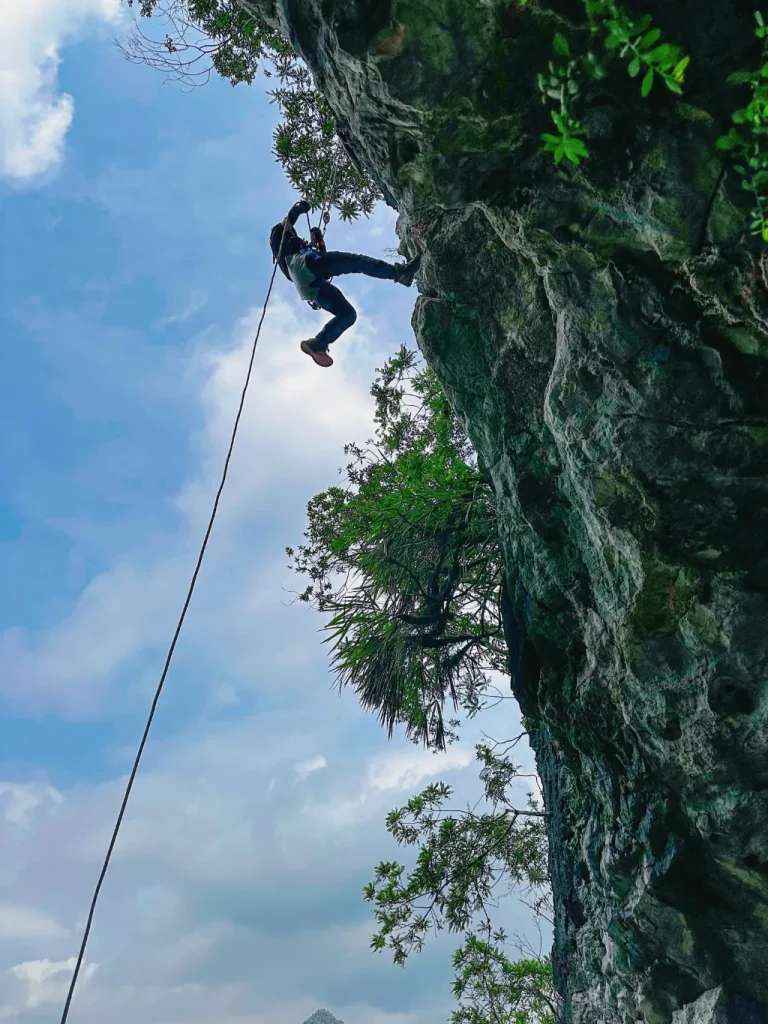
[305,251,398,349]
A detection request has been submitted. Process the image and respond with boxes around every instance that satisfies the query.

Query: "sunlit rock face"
[242,2,768,1020]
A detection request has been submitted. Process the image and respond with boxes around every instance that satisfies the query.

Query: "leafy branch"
[123,0,379,217]
[364,743,556,1023]
[584,0,689,99]
[289,349,505,749]
[717,11,768,240]
[538,33,590,166]
[452,937,558,1024]
[538,2,689,168]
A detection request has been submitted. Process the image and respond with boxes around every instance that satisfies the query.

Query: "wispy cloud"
[295,755,328,780]
[0,0,121,182]
[0,907,67,943]
[0,783,63,828]
[367,746,473,793]
[154,290,209,330]
[4,958,97,1014]
[0,710,502,1024]
[0,296,378,719]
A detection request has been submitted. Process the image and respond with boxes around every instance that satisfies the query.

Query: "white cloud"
[294,755,328,780]
[0,782,63,828]
[288,745,475,835]
[0,295,379,718]
[155,289,209,329]
[0,0,121,182]
[177,296,376,524]
[0,905,67,943]
[367,746,474,793]
[0,558,187,716]
[9,957,97,1009]
[0,708,538,1023]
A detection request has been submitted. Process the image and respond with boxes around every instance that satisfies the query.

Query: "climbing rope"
[302,144,345,241]
[58,224,290,1024]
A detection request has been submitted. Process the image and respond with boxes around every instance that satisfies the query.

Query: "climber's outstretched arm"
[285,198,311,227]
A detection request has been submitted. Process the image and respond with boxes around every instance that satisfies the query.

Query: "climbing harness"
[58,222,291,1024]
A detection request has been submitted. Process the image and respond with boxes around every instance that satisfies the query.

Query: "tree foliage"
[289,353,555,1019]
[123,0,379,218]
[539,1,689,166]
[127,0,767,238]
[288,348,505,749]
[717,11,768,240]
[452,940,556,1024]
[365,741,556,1024]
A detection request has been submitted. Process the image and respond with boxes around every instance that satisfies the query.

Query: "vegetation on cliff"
[290,352,555,1021]
[124,0,377,217]
[127,0,768,238]
[287,349,503,749]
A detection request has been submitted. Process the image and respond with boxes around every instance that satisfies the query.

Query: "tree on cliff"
[289,350,556,1021]
[123,0,378,218]
[287,347,506,750]
[365,741,557,1024]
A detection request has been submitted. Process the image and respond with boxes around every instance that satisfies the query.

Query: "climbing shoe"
[394,253,422,287]
[300,338,334,368]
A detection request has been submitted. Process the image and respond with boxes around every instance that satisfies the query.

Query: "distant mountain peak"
[302,1009,344,1024]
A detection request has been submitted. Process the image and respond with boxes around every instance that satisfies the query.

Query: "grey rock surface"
[671,988,767,1024]
[241,1,768,1020]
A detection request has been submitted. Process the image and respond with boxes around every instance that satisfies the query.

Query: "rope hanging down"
[58,227,288,1024]
[304,145,344,238]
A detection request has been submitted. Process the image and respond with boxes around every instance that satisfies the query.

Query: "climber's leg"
[300,281,357,367]
[310,251,397,280]
[307,251,421,286]
[313,281,357,347]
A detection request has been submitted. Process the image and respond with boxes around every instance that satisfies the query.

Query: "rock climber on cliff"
[270,198,421,368]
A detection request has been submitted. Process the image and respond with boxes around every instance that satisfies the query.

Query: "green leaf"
[756,10,765,26]
[640,28,661,50]
[604,33,621,50]
[628,56,641,77]
[553,32,570,56]
[564,136,589,163]
[641,67,654,97]
[673,55,690,81]
[647,43,675,65]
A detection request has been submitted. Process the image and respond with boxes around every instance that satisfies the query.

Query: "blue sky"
[0,5,542,1023]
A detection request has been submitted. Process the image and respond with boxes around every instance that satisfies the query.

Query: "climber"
[269,198,421,368]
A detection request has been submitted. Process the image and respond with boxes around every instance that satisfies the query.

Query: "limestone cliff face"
[243,2,768,1020]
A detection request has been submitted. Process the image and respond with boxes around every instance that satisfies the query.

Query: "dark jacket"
[270,200,310,281]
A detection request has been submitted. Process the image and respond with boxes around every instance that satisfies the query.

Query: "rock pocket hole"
[707,676,757,717]
[661,713,682,741]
